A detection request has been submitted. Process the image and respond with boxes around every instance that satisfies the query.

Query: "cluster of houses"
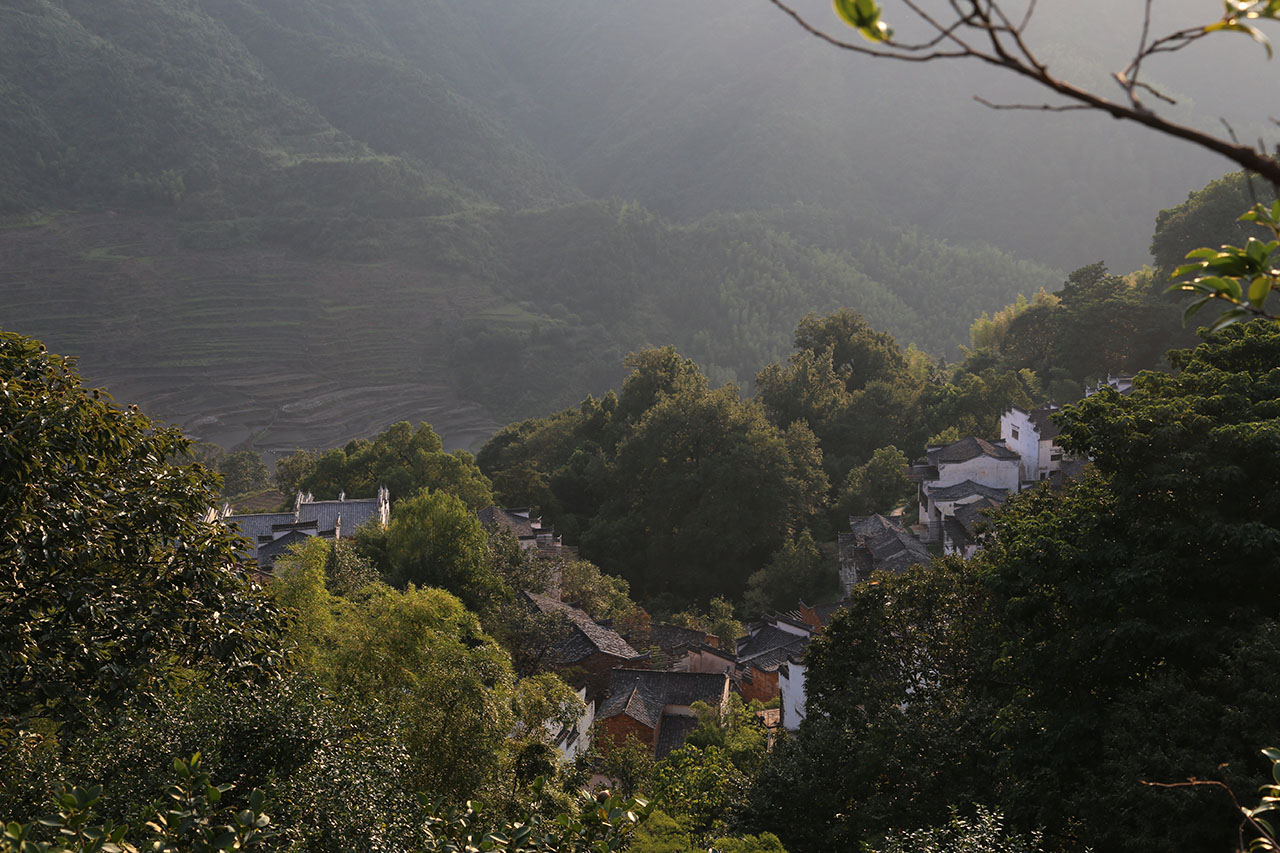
[519,587,834,760]
[841,403,1089,594]
[213,398,1105,765]
[210,487,390,571]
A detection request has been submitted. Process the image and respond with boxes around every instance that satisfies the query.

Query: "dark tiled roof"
[928,436,1020,465]
[224,491,384,564]
[926,479,1009,502]
[548,629,598,665]
[256,529,321,569]
[655,714,699,760]
[737,624,809,671]
[645,623,711,655]
[525,592,642,660]
[906,463,939,483]
[600,685,662,729]
[1028,405,1062,440]
[848,514,900,538]
[877,549,931,575]
[953,497,1001,537]
[866,528,914,560]
[227,512,295,542]
[478,506,537,539]
[598,669,729,728]
[271,519,319,534]
[298,498,380,534]
[841,515,930,585]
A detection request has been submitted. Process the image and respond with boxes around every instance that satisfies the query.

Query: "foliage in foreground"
[745,322,1280,852]
[2,763,651,853]
[0,331,283,733]
[2,754,272,853]
[860,806,1045,853]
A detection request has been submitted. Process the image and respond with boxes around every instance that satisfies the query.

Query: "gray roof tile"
[525,592,643,660]
[598,670,728,729]
[928,436,1021,465]
[926,480,1009,502]
[297,498,380,534]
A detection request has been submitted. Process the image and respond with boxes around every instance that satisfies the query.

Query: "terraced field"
[0,213,502,454]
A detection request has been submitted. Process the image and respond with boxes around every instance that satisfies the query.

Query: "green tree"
[587,734,655,801]
[0,332,283,732]
[216,450,269,498]
[791,309,907,392]
[862,806,1045,853]
[650,746,748,838]
[684,696,770,779]
[671,597,745,655]
[556,557,637,622]
[756,309,921,478]
[21,677,421,852]
[273,448,316,496]
[1151,172,1272,273]
[834,445,910,520]
[384,488,502,611]
[629,810,788,853]
[298,421,494,509]
[746,322,1280,852]
[591,383,827,602]
[743,532,838,618]
[270,549,573,805]
[0,754,274,853]
[920,367,1036,441]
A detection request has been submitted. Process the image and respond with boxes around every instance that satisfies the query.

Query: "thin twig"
[973,96,1093,112]
[1017,0,1037,34]
[765,0,971,61]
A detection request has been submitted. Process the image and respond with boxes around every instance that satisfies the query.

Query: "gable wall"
[935,455,1020,491]
[740,666,780,703]
[1000,409,1042,481]
[598,714,655,750]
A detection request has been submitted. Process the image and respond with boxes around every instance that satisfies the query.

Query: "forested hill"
[2,0,1243,451]
[0,0,577,213]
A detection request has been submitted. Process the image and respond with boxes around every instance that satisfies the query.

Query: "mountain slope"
[1,0,1075,451]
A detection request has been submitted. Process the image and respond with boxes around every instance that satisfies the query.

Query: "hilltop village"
[216,390,1116,765]
[10,298,1280,853]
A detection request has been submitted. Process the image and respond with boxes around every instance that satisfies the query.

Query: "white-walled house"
[1086,374,1134,397]
[547,687,594,762]
[219,487,390,570]
[778,655,806,731]
[1000,405,1068,485]
[907,437,1020,544]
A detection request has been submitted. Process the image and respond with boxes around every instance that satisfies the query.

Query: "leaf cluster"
[0,331,284,731]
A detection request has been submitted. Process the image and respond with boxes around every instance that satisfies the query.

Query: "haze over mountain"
[1,0,1265,452]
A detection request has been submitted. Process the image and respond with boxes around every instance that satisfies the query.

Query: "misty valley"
[4,1,1280,851]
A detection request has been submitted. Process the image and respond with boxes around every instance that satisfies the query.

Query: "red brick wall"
[740,666,780,703]
[598,714,655,750]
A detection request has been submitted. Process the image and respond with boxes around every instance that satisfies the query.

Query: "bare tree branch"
[767,0,1280,189]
